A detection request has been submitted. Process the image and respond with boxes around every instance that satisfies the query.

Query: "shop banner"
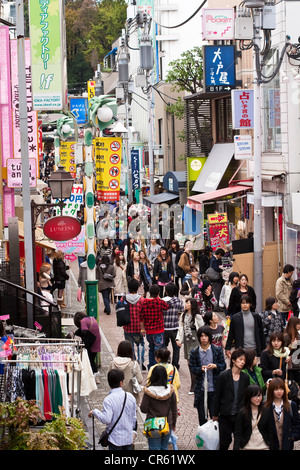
[6,158,37,188]
[95,137,122,201]
[131,149,140,190]
[232,89,254,129]
[52,184,83,216]
[207,212,230,250]
[187,156,207,196]
[29,0,67,110]
[10,38,38,179]
[202,8,235,41]
[234,135,252,160]
[0,26,14,168]
[54,226,85,255]
[87,81,95,102]
[59,141,76,178]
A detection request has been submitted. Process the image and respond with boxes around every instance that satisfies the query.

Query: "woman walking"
[97,255,116,315]
[153,247,174,297]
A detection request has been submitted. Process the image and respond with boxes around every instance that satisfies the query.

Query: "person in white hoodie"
[109,340,143,405]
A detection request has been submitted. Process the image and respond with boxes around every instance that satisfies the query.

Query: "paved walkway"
[62,260,201,451]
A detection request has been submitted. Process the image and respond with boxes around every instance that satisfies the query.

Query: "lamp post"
[31,166,74,296]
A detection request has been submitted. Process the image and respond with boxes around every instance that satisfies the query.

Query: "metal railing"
[0,278,61,338]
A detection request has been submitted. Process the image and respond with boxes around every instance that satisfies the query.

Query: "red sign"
[43,216,81,242]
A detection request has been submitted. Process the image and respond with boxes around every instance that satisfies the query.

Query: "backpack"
[116,297,131,326]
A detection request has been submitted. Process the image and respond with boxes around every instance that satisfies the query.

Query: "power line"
[155,0,207,29]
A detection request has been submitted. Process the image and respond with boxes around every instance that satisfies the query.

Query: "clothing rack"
[3,339,83,418]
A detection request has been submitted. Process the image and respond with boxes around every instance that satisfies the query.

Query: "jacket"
[259,348,289,381]
[153,257,174,283]
[213,368,250,417]
[233,406,272,450]
[140,384,178,430]
[228,285,257,316]
[241,365,266,393]
[53,258,69,282]
[147,363,181,402]
[96,263,116,290]
[177,251,195,274]
[189,344,226,408]
[109,357,143,405]
[275,274,293,313]
[266,400,300,450]
[225,310,266,356]
[126,260,149,289]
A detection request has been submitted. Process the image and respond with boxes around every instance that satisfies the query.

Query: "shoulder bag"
[131,362,142,394]
[99,392,127,447]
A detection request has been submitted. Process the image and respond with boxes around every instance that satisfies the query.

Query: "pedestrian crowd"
[81,226,300,451]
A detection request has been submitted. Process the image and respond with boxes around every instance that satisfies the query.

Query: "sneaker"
[188,390,194,395]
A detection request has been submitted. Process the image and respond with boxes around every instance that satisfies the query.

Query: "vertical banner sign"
[95,137,122,201]
[203,45,236,93]
[29,0,67,110]
[59,141,76,178]
[207,212,230,250]
[0,26,14,168]
[232,89,254,129]
[131,149,140,190]
[187,156,207,196]
[6,159,37,188]
[10,38,39,181]
[87,81,95,102]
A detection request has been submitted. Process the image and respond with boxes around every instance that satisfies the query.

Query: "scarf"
[273,347,290,358]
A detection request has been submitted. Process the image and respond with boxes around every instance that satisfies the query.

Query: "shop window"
[215,97,233,143]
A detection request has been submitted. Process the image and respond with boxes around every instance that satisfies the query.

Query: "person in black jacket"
[52,250,69,308]
[264,377,300,450]
[153,247,174,297]
[212,348,250,450]
[126,251,149,295]
[228,273,257,317]
[225,294,266,359]
[198,246,213,275]
[234,384,272,450]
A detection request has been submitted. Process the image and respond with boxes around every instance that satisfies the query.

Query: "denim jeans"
[101,288,111,313]
[146,332,164,368]
[148,432,171,450]
[124,332,145,364]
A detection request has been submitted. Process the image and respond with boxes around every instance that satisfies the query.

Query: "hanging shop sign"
[52,184,83,216]
[131,149,140,190]
[87,81,95,102]
[29,0,67,110]
[207,212,230,250]
[43,215,81,242]
[234,135,252,160]
[187,156,207,196]
[6,158,37,188]
[203,45,236,93]
[202,8,235,41]
[232,89,254,129]
[95,137,122,201]
[69,97,88,125]
[10,38,39,179]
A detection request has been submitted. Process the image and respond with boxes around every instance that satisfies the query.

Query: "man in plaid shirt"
[123,278,146,370]
[140,284,170,368]
[163,283,184,370]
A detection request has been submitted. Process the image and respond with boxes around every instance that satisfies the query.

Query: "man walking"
[140,284,170,368]
[275,263,294,325]
[163,282,184,370]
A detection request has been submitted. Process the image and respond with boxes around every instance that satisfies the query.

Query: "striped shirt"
[92,388,137,446]
[163,297,184,330]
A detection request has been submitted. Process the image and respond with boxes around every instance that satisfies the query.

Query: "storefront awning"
[187,185,252,211]
[192,143,235,193]
[163,171,186,193]
[18,220,57,250]
[143,192,179,207]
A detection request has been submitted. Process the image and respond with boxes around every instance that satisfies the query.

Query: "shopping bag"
[195,420,220,450]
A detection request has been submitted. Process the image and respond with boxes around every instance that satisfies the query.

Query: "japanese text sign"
[70,97,88,124]
[59,141,76,178]
[7,159,37,188]
[131,149,140,190]
[95,137,122,201]
[204,45,236,92]
[29,0,67,110]
[53,184,83,216]
[232,89,254,129]
[202,8,235,41]
[208,212,229,250]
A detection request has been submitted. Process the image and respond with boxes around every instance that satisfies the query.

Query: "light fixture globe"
[61,123,72,134]
[48,165,74,200]
[97,106,114,123]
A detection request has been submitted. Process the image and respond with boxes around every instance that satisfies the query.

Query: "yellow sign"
[59,141,76,178]
[95,137,122,201]
[207,212,228,224]
[87,81,95,102]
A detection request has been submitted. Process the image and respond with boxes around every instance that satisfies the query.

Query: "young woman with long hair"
[264,377,300,450]
[153,247,174,297]
[176,298,204,394]
[260,332,290,382]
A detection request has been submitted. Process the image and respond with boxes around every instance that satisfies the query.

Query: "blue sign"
[70,97,89,124]
[131,149,140,190]
[203,45,236,92]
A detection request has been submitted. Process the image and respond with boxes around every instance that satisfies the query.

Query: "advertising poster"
[202,8,235,41]
[95,137,122,201]
[207,212,230,250]
[59,141,76,178]
[29,0,67,110]
[6,159,37,188]
[53,184,83,216]
[232,89,254,129]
